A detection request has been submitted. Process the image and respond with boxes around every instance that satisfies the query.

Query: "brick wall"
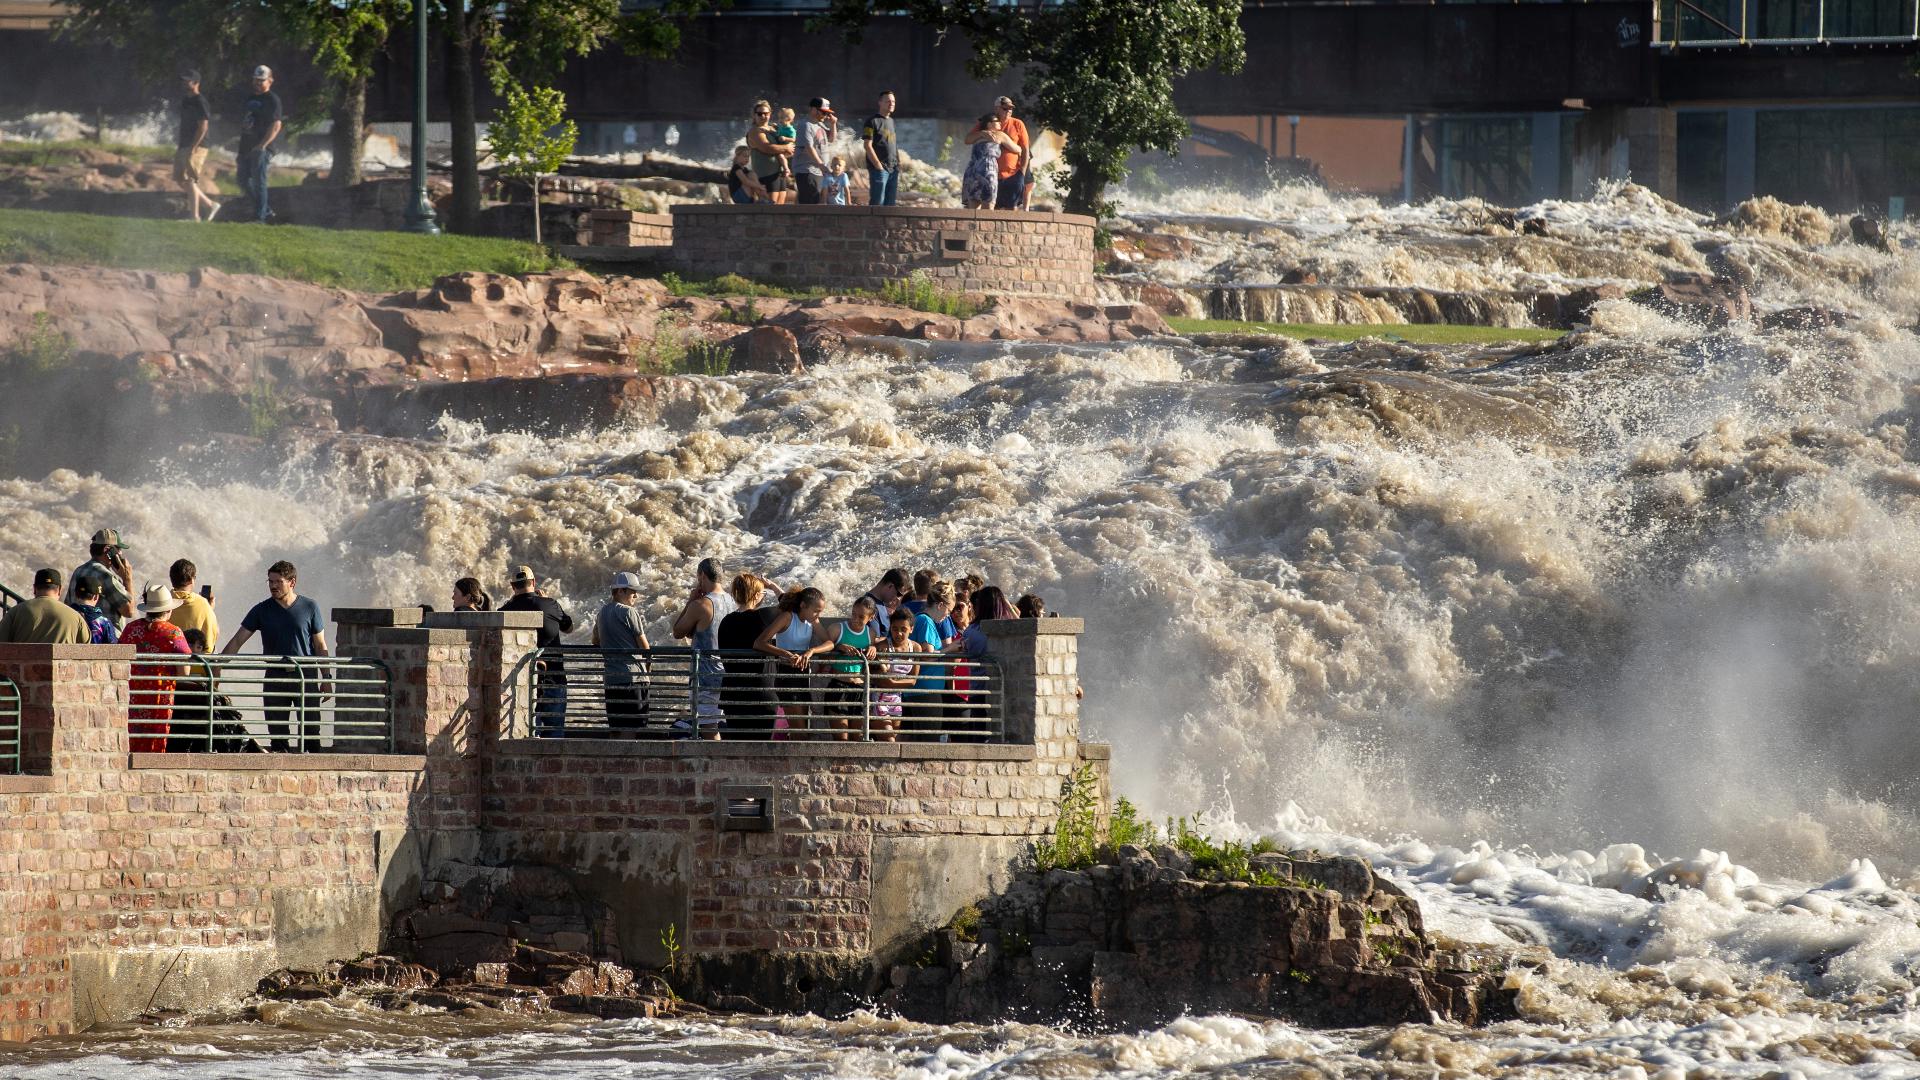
[668,205,1098,299]
[0,618,1103,1038]
[587,210,674,249]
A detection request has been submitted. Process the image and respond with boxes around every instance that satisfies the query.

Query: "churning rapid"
[5,178,1920,1076]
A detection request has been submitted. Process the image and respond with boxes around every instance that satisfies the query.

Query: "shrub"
[1033,763,1102,871]
[6,311,73,374]
[880,270,980,318]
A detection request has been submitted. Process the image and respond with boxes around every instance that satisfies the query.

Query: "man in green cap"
[66,528,135,629]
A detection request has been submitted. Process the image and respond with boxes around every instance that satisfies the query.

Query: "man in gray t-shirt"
[791,97,837,205]
[593,572,651,732]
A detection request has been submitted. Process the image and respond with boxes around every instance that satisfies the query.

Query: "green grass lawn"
[0,140,175,167]
[0,207,567,293]
[1167,316,1565,345]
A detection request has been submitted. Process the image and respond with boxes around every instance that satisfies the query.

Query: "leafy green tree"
[821,0,1245,217]
[441,0,711,233]
[488,82,579,244]
[279,0,407,187]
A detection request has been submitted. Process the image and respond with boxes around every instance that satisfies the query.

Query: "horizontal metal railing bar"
[132,654,396,754]
[506,647,1005,742]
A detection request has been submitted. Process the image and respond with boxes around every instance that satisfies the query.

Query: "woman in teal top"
[907,583,954,739]
[824,596,878,740]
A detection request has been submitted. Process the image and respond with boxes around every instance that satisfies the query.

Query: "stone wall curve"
[668,205,1097,299]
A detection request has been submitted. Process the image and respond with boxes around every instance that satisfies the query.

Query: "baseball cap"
[32,568,61,592]
[995,96,1015,109]
[810,97,832,111]
[252,65,273,80]
[509,565,537,585]
[90,528,129,550]
[610,572,643,591]
[180,69,201,83]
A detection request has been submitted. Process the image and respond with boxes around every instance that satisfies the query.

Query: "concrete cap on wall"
[978,617,1085,638]
[668,204,1099,229]
[422,610,546,631]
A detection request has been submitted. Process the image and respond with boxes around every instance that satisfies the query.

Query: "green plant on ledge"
[656,922,684,1001]
[880,270,980,318]
[6,311,73,374]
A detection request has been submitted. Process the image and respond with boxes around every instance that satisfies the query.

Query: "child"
[822,156,850,205]
[728,145,768,204]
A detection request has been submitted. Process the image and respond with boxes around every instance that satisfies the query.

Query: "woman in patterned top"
[121,583,192,752]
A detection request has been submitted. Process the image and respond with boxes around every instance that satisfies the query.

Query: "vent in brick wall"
[718,784,776,831]
[939,231,970,261]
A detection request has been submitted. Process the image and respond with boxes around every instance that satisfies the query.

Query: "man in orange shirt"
[966,95,1031,210]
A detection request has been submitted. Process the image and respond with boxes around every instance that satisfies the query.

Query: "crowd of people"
[0,529,329,751]
[1,532,1059,749]
[463,559,1056,743]
[727,91,1036,210]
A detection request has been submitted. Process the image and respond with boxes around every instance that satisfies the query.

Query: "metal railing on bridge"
[0,674,20,774]
[1657,0,1919,46]
[505,646,1005,742]
[131,654,395,753]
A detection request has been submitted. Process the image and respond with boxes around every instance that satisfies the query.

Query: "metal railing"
[0,675,20,774]
[1656,0,1920,46]
[0,581,24,615]
[505,647,1006,742]
[131,654,395,753]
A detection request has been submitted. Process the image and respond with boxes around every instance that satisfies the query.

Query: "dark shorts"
[794,173,822,205]
[994,173,1027,210]
[759,172,790,193]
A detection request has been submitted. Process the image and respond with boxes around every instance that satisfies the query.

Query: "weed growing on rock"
[1033,763,1103,871]
[247,366,287,439]
[950,904,982,943]
[6,312,73,374]
[880,271,980,318]
[1109,796,1153,848]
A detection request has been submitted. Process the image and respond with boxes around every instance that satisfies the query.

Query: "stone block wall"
[587,209,673,248]
[0,617,1102,1036]
[668,205,1098,299]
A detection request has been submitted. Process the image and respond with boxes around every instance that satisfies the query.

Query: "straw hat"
[138,582,182,616]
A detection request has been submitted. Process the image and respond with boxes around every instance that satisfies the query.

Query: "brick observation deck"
[0,613,1103,1040]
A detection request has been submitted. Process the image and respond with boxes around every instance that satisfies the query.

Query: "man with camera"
[66,528,135,630]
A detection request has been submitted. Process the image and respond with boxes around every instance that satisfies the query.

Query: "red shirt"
[122,618,190,751]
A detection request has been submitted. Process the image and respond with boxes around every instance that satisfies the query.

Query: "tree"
[821,0,1245,217]
[440,0,711,233]
[279,0,407,187]
[489,82,578,244]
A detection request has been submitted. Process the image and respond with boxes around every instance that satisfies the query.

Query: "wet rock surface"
[882,846,1516,1029]
[255,862,692,1021]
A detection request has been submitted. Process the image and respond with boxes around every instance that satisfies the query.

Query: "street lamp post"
[404,0,440,234]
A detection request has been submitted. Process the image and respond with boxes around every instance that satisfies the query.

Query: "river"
[3,178,1920,1076]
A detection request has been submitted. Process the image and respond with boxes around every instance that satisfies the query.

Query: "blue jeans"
[240,148,272,220]
[868,167,898,206]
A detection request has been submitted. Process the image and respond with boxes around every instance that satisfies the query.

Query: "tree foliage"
[821,0,1244,217]
[489,84,579,181]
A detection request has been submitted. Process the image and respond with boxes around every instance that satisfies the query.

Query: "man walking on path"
[0,569,88,645]
[863,91,899,206]
[792,98,836,205]
[223,560,329,751]
[236,65,284,223]
[500,565,574,733]
[175,70,220,221]
[66,528,134,630]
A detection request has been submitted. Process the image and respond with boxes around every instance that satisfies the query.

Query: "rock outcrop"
[882,845,1515,1029]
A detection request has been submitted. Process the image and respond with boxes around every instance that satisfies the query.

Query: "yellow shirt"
[170,588,220,650]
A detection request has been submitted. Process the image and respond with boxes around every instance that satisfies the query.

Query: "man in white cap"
[791,98,836,205]
[500,565,574,732]
[592,572,650,735]
[236,64,283,223]
[120,583,192,753]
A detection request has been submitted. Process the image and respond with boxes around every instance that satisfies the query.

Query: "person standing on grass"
[235,64,283,224]
[863,90,900,206]
[175,70,219,222]
[222,560,329,752]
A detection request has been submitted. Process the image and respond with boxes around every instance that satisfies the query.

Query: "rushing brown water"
[3,178,1920,1076]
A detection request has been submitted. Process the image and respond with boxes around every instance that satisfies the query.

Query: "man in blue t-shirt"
[223,558,328,751]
